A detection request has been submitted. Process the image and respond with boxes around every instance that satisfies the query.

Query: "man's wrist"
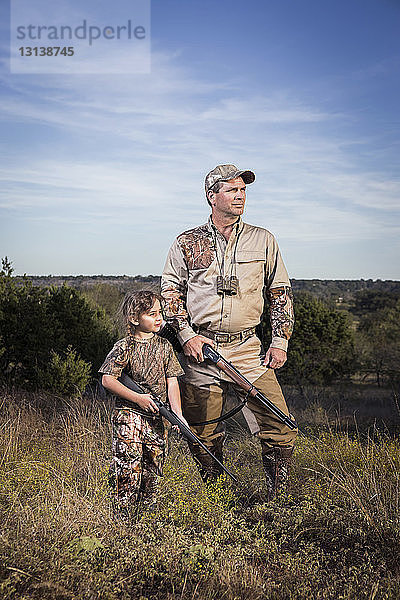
[270,337,288,352]
[177,327,197,346]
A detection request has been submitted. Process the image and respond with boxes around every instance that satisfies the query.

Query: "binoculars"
[216,275,239,296]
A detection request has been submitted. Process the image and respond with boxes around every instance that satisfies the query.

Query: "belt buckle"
[217,333,229,343]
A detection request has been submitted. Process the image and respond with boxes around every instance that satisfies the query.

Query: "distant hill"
[16,275,400,303]
[291,278,400,302]
[16,274,161,293]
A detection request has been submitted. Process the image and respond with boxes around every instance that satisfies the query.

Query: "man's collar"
[207,215,243,235]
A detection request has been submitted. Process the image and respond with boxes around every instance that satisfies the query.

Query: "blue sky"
[0,0,399,278]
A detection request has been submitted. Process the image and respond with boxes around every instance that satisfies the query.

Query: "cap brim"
[237,170,255,185]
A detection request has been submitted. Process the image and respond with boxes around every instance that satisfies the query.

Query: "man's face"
[208,177,246,219]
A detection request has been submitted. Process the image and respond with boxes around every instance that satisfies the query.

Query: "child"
[99,290,185,514]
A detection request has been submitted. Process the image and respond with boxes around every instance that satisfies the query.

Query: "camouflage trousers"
[110,408,167,511]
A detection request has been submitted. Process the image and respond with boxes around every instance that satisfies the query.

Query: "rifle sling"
[190,399,247,426]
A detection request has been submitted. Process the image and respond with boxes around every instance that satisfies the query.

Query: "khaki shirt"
[161,217,294,352]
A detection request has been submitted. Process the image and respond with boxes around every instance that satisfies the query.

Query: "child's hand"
[173,414,190,432]
[135,393,159,413]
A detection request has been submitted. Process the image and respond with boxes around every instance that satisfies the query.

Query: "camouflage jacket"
[161,217,294,352]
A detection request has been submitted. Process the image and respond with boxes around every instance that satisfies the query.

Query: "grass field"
[0,386,399,600]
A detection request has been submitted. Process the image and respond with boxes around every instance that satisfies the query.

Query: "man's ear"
[129,318,139,326]
[207,190,215,205]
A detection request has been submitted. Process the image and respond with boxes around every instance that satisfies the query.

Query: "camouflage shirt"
[161,217,294,352]
[99,335,184,412]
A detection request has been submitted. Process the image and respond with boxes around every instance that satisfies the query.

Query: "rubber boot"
[262,446,294,501]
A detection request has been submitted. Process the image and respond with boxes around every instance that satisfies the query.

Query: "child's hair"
[119,290,163,333]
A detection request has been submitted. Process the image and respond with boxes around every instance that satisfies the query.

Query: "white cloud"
[200,96,333,123]
[1,49,399,275]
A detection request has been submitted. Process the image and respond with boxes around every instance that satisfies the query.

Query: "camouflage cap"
[205,164,256,193]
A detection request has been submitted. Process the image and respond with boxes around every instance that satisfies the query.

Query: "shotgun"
[202,344,297,431]
[116,373,238,483]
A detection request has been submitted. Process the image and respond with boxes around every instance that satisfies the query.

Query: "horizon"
[12,272,400,283]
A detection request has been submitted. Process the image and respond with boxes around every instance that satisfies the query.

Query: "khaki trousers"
[179,334,297,478]
[181,367,298,451]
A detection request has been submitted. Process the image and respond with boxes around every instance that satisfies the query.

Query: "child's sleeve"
[164,343,185,379]
[98,339,129,378]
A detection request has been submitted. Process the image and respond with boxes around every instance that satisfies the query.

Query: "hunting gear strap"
[158,325,297,429]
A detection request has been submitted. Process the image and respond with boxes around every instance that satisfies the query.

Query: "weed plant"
[0,387,399,599]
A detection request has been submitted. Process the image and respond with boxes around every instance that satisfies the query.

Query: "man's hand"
[264,347,287,369]
[183,335,213,362]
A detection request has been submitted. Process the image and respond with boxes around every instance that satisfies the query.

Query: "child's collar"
[132,333,155,342]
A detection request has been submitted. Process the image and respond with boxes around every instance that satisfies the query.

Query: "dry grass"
[0,386,400,599]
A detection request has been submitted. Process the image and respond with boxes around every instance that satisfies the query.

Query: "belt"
[193,326,256,344]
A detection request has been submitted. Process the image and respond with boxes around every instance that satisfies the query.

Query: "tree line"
[1,258,399,394]
[17,273,400,302]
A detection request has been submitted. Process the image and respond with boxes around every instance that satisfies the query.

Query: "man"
[161,164,297,500]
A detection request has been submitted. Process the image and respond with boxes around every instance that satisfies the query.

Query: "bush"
[358,299,400,385]
[39,346,92,396]
[261,293,357,387]
[0,258,114,391]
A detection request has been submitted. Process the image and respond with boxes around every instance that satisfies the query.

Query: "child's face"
[134,299,163,334]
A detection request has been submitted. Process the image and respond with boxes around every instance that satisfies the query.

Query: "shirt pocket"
[235,250,265,295]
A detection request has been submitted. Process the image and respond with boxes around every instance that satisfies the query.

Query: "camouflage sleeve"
[266,287,295,351]
[265,232,294,352]
[164,342,185,379]
[161,239,197,345]
[98,339,129,378]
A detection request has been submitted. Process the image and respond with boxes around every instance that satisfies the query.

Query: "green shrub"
[261,293,357,386]
[0,258,114,391]
[38,346,92,396]
[358,299,400,385]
